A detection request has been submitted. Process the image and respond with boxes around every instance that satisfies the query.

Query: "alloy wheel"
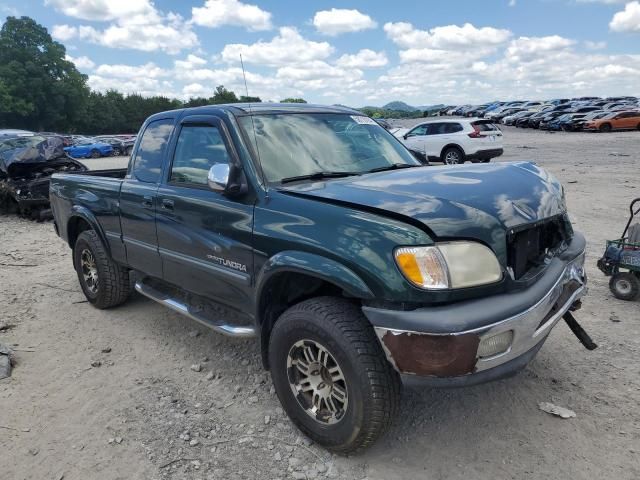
[287,339,348,425]
[80,248,99,294]
[445,151,461,165]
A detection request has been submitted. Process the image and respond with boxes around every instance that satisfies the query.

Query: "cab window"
[133,119,174,183]
[170,125,231,186]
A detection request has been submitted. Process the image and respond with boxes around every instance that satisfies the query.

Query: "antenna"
[240,54,268,194]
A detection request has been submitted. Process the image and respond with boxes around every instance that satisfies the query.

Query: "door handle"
[141,196,153,209]
[161,199,174,210]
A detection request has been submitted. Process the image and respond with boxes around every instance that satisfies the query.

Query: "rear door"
[120,117,175,278]
[156,115,255,313]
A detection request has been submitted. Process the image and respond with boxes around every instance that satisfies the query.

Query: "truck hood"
[278,162,566,263]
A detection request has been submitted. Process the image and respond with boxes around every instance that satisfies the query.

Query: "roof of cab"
[146,102,362,122]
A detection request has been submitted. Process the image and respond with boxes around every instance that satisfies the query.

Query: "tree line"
[0,17,307,135]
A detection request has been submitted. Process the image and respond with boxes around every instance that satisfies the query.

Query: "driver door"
[403,124,430,153]
[155,115,255,314]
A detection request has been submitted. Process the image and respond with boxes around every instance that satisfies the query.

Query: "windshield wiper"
[367,163,419,174]
[280,171,360,184]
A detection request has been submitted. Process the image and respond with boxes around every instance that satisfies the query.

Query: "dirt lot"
[1,127,639,479]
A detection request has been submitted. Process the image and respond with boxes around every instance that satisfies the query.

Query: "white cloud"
[585,40,607,49]
[49,1,197,54]
[384,22,511,50]
[312,8,377,36]
[336,49,388,68]
[95,63,168,79]
[65,54,95,70]
[610,1,640,32]
[52,24,78,41]
[174,54,208,70]
[221,27,334,66]
[45,0,155,21]
[191,0,272,31]
[505,35,575,61]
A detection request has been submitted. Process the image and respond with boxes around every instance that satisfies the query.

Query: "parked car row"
[0,130,137,158]
[441,97,640,133]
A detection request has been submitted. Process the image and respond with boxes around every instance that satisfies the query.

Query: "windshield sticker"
[351,116,378,125]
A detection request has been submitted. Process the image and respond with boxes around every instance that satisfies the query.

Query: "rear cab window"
[132,119,174,183]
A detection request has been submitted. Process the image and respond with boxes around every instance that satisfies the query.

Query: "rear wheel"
[73,230,132,308]
[609,272,640,301]
[112,147,121,156]
[268,297,400,454]
[599,123,612,133]
[442,146,464,165]
[90,149,101,158]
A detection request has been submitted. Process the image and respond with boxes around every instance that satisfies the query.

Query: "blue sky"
[1,0,639,105]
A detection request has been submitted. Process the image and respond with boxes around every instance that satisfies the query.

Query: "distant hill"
[382,101,418,112]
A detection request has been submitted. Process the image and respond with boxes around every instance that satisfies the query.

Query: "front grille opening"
[507,215,572,280]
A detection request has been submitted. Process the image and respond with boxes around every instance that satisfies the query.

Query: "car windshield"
[238,113,420,184]
[0,135,46,153]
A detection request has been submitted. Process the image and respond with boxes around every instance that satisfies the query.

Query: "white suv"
[395,119,503,165]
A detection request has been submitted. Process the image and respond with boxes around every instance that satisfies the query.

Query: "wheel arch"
[440,143,465,160]
[255,251,375,369]
[67,206,111,257]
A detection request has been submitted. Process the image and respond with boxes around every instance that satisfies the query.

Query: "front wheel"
[442,146,464,165]
[609,272,640,301]
[599,123,612,133]
[268,297,400,454]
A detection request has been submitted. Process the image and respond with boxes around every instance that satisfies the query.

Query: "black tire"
[73,230,132,309]
[481,158,491,163]
[90,149,101,158]
[441,146,464,165]
[268,297,401,454]
[609,272,640,301]
[112,147,121,156]
[637,123,640,131]
[126,146,133,156]
[599,123,612,133]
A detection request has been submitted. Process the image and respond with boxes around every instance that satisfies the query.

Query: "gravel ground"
[1,126,639,479]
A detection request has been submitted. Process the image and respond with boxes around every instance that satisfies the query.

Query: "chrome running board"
[134,280,256,338]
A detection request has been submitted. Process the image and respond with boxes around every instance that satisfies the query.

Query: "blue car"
[64,139,113,158]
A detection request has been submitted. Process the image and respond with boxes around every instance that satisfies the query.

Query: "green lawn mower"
[597,198,640,301]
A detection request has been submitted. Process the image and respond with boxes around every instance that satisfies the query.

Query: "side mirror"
[207,164,230,192]
[403,134,409,140]
[207,163,248,196]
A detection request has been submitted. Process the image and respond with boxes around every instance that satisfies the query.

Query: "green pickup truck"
[50,103,590,453]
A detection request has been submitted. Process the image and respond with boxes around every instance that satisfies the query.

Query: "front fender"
[255,250,375,302]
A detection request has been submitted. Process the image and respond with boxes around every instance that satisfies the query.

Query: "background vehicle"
[50,103,591,453]
[64,139,113,158]
[95,136,135,156]
[583,111,640,132]
[597,198,640,301]
[0,135,86,219]
[396,118,503,164]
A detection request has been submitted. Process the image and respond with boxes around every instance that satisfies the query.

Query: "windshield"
[0,135,46,153]
[238,113,419,183]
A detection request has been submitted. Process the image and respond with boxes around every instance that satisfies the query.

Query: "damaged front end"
[0,135,87,220]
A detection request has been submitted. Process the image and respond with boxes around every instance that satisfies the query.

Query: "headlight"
[394,242,502,290]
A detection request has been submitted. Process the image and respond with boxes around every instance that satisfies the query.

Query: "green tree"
[211,85,239,104]
[0,16,89,131]
[239,95,261,103]
[280,98,307,103]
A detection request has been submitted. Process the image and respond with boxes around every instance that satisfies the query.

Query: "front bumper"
[364,234,587,387]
